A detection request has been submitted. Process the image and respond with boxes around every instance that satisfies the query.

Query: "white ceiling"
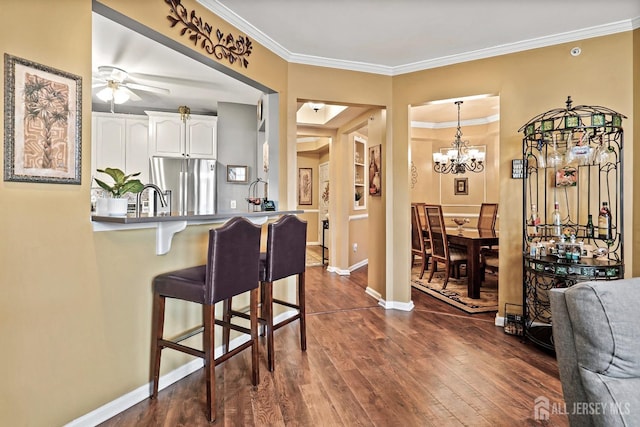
[93,2,639,124]
[206,0,640,73]
[92,13,262,115]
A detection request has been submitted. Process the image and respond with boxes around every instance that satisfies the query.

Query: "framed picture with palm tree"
[4,54,82,184]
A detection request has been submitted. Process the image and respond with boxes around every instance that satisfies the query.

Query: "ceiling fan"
[92,65,171,111]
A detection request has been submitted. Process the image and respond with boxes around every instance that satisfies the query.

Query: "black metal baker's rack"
[518,96,625,351]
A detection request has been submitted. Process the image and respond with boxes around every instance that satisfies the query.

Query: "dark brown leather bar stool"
[224,214,307,372]
[149,216,262,422]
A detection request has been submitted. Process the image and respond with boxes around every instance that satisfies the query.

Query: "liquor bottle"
[527,204,541,238]
[551,201,562,237]
[585,214,594,239]
[598,202,612,240]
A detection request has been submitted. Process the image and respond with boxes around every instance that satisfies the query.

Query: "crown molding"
[197,0,291,59]
[198,0,639,77]
[394,19,637,75]
[412,114,501,129]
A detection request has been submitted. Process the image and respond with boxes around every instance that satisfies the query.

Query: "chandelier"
[433,101,485,174]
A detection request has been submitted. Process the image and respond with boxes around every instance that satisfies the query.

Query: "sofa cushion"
[564,278,640,378]
[562,278,640,426]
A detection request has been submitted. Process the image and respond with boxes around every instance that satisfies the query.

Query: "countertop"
[91,209,302,224]
[91,209,303,255]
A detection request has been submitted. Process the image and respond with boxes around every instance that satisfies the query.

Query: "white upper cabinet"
[91,113,150,183]
[147,111,217,159]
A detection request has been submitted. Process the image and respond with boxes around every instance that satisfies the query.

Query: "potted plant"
[94,167,144,215]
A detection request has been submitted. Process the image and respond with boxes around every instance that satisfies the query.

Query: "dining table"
[446,228,499,299]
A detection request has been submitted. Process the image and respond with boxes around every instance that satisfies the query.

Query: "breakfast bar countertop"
[91,209,303,224]
[91,210,303,255]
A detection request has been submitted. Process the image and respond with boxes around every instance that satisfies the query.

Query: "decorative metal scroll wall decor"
[165,0,253,68]
[410,160,418,188]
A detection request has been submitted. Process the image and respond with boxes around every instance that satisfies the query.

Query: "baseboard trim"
[365,286,381,301]
[326,265,351,275]
[65,358,205,426]
[378,298,415,311]
[349,259,368,271]
[66,311,296,427]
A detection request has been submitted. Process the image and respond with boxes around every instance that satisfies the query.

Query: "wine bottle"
[527,204,540,238]
[551,202,562,237]
[585,214,594,239]
[598,202,612,240]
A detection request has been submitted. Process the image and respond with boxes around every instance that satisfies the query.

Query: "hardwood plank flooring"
[99,265,568,426]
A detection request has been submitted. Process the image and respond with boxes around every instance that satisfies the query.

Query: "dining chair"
[481,247,499,281]
[149,217,262,422]
[224,214,308,372]
[478,203,498,230]
[423,204,467,289]
[411,205,430,279]
[412,202,427,233]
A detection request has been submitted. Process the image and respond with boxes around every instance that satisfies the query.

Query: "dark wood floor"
[100,265,569,426]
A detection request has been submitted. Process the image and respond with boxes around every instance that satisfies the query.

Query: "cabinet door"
[148,115,184,157]
[186,117,217,158]
[125,119,150,183]
[93,115,126,176]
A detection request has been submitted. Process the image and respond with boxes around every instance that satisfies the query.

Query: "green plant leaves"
[95,167,143,197]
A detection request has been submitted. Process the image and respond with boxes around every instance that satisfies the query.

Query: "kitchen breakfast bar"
[91,210,302,255]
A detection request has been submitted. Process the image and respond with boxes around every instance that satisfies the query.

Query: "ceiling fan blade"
[120,87,142,102]
[125,82,170,95]
[97,65,128,82]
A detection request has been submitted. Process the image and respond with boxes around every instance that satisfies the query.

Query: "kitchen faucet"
[136,184,168,216]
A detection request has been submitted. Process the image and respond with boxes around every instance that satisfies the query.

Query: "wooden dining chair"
[423,204,467,289]
[411,205,430,279]
[478,203,498,231]
[481,247,499,281]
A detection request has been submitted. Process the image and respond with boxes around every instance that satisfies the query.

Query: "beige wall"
[0,0,637,425]
[634,27,640,277]
[296,151,321,242]
[0,0,291,425]
[393,32,636,309]
[412,120,500,226]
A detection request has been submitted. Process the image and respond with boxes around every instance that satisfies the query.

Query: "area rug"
[411,266,498,314]
[306,245,325,267]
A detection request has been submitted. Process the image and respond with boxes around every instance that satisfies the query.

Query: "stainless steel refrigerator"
[150,156,217,215]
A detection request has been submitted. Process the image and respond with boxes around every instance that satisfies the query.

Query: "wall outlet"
[230,200,236,209]
[353,243,358,252]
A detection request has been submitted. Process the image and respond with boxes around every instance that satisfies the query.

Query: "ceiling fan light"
[112,89,130,104]
[96,86,113,102]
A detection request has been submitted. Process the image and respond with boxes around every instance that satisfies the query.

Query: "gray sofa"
[549,278,640,427]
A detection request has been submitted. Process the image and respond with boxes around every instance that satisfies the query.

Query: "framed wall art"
[369,144,382,196]
[298,167,312,205]
[555,166,577,187]
[4,54,82,184]
[226,165,248,183]
[454,177,468,195]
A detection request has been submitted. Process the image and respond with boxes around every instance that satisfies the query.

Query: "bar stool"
[149,216,262,422]
[224,214,307,372]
